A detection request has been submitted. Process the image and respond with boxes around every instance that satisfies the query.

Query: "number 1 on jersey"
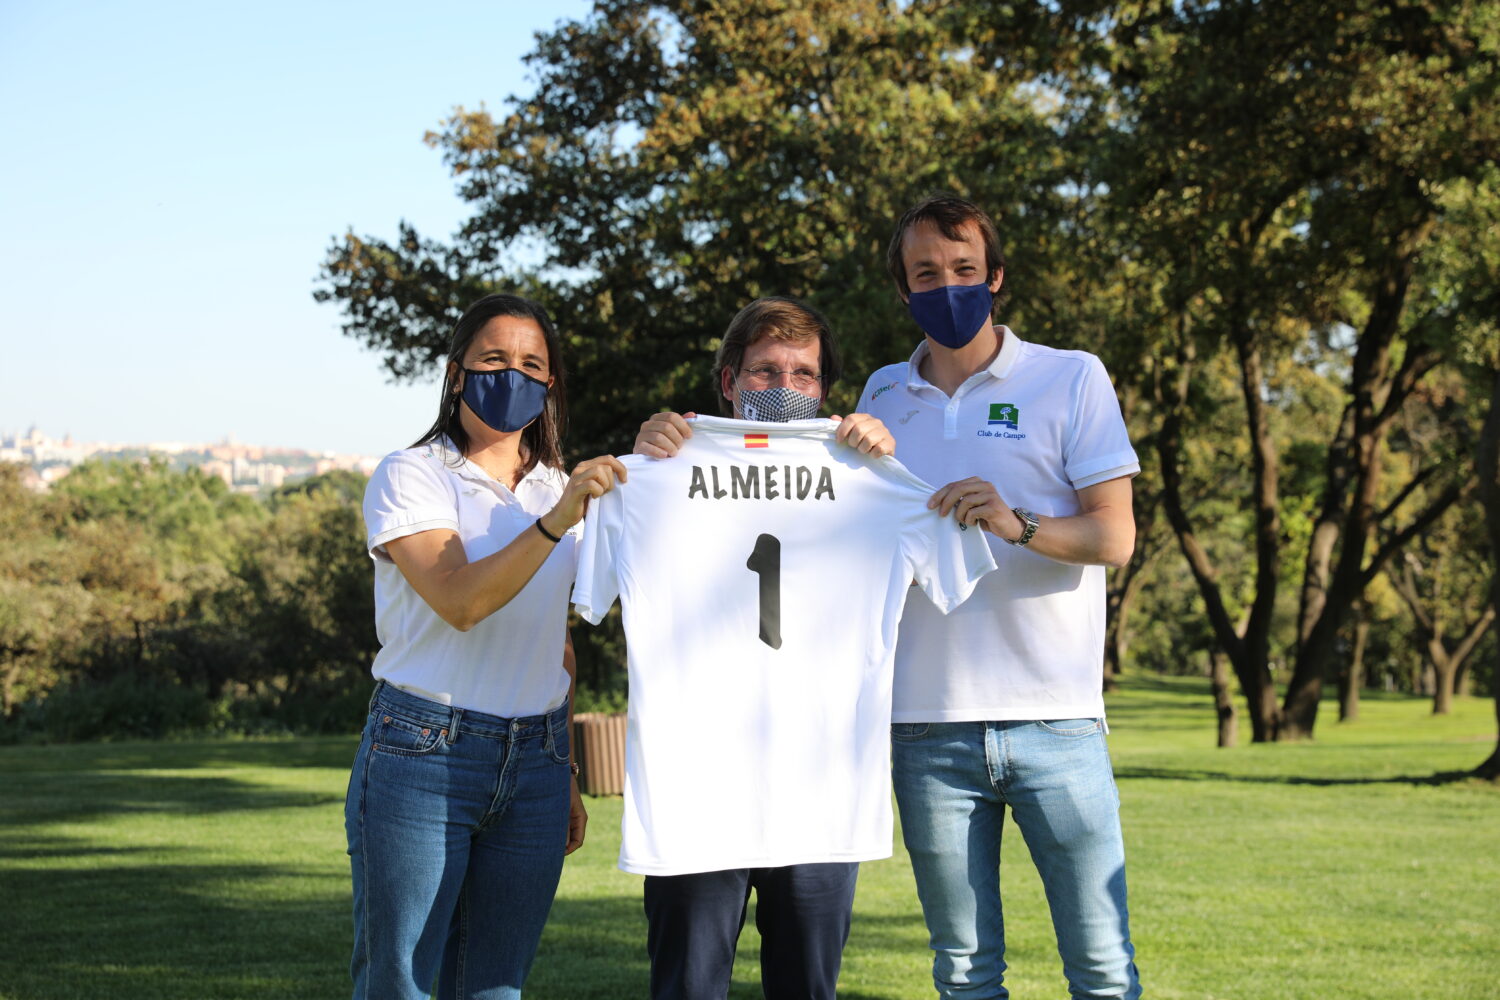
[746,533,782,650]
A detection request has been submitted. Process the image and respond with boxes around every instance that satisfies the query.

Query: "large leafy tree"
[1083,0,1499,739]
[318,0,1093,457]
[317,0,1500,748]
[317,0,1108,693]
[0,460,378,738]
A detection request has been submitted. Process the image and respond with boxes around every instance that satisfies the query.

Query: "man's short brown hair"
[887,195,1008,314]
[711,297,843,416]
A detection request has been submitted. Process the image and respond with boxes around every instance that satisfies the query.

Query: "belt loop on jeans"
[446,707,462,744]
[367,680,385,714]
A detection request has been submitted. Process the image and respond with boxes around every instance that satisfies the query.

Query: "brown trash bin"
[572,711,627,796]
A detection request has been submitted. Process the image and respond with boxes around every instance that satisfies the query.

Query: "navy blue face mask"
[906,282,994,349]
[460,367,550,433]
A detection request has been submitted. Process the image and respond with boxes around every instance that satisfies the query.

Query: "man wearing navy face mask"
[858,196,1144,999]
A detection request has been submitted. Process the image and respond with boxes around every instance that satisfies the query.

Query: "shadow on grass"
[528,897,933,1000]
[528,895,651,999]
[0,835,165,861]
[1,770,345,827]
[0,736,359,774]
[1115,765,1483,787]
[0,859,350,999]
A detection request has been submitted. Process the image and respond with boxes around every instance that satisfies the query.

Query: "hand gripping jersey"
[572,416,996,875]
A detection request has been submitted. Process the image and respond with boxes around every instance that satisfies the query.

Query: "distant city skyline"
[1,421,379,458]
[0,0,590,457]
[2,423,380,494]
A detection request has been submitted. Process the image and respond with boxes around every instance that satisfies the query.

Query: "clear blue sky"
[0,0,591,457]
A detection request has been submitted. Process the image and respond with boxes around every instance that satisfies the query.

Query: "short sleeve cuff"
[368,514,459,561]
[1070,458,1140,490]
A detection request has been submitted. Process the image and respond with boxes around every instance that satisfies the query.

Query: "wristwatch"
[1007,507,1039,547]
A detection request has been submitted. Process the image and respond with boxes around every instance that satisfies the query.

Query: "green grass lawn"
[2,677,1496,999]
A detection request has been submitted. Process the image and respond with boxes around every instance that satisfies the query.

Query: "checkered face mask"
[738,386,822,423]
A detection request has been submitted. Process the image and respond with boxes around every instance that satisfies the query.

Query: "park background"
[3,1,1499,998]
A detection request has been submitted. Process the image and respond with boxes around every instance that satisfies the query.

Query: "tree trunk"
[1232,328,1284,739]
[1339,608,1369,722]
[1,658,15,719]
[1284,603,1348,738]
[1479,694,1500,781]
[1155,327,1281,741]
[1103,548,1152,692]
[1211,649,1237,748]
[1386,552,1494,716]
[1443,603,1496,708]
[1430,643,1455,714]
[1282,222,1441,739]
[1474,368,1500,780]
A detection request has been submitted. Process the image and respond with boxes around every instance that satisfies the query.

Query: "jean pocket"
[370,712,447,757]
[891,722,930,741]
[547,716,572,765]
[1035,718,1102,738]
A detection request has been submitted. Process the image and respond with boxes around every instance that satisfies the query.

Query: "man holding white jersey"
[623,296,994,1000]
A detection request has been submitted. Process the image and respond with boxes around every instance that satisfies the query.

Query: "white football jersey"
[572,416,996,875]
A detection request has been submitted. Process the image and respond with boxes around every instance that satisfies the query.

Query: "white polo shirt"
[363,437,576,718]
[858,330,1139,722]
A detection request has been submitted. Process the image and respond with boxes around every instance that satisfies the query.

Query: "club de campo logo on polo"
[988,403,1019,429]
[979,402,1026,440]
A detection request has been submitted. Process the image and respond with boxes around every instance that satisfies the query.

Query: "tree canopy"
[315,0,1500,748]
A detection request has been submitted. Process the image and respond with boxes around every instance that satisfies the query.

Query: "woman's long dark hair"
[412,293,568,477]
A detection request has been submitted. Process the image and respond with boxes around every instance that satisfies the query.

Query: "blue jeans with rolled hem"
[345,681,572,1000]
[891,720,1141,1000]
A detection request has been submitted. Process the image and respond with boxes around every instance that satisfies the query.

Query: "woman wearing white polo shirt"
[346,293,625,1000]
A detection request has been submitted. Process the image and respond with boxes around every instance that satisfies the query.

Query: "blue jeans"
[643,862,860,1000]
[891,720,1141,1000]
[345,682,572,1000]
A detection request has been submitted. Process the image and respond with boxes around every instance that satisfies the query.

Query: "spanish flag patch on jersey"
[744,433,769,449]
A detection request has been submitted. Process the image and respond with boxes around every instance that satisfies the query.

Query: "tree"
[319,0,1093,456]
[1088,0,1498,739]
[0,459,381,739]
[314,0,1500,734]
[0,466,92,719]
[1476,367,1500,780]
[317,0,1104,692]
[1384,503,1495,714]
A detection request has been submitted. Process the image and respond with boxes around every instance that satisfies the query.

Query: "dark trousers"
[643,862,860,1000]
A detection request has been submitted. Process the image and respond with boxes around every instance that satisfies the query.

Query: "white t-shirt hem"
[620,845,892,876]
[891,702,1106,724]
